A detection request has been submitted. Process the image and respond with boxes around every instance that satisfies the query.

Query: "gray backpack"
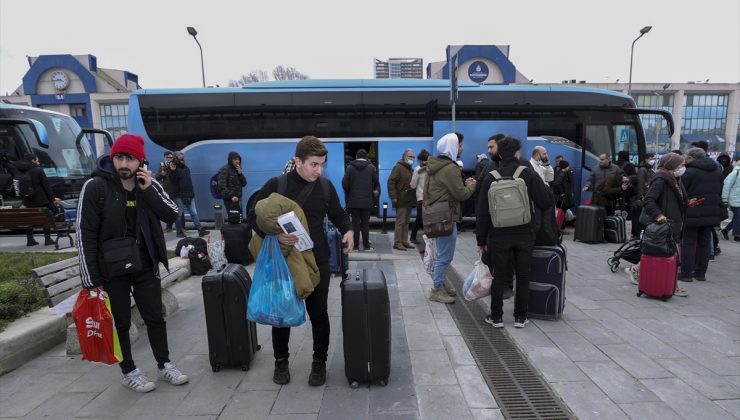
[487,166,531,228]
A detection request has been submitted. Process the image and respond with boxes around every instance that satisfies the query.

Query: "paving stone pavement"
[452,226,740,420]
[0,232,503,419]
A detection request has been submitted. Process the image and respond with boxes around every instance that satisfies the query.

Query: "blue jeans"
[731,207,740,236]
[432,224,458,288]
[175,198,203,231]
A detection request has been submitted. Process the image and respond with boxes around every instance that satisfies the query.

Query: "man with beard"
[76,134,188,393]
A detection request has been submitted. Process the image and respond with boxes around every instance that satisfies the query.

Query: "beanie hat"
[110,134,146,162]
[657,153,683,171]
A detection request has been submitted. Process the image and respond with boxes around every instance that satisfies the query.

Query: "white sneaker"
[624,267,639,285]
[122,368,156,393]
[158,362,189,385]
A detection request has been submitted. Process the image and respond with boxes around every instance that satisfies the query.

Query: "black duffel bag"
[641,222,675,257]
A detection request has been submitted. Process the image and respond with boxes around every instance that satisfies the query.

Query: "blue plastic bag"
[247,235,306,327]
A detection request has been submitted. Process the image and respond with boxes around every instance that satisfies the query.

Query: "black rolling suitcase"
[528,244,567,320]
[327,222,348,278]
[604,215,627,243]
[574,205,605,243]
[201,264,260,372]
[221,222,253,265]
[341,268,391,388]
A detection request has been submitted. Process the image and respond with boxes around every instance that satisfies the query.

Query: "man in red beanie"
[76,133,188,393]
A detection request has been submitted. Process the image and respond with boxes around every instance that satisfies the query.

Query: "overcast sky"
[1,0,738,94]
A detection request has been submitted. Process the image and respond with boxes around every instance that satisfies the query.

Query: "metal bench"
[0,207,74,250]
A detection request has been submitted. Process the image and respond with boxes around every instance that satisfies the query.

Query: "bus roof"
[134,79,631,99]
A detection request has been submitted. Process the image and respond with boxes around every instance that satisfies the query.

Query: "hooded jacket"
[425,156,475,221]
[643,171,688,240]
[387,159,416,208]
[76,155,180,288]
[218,152,248,201]
[682,157,723,228]
[585,162,622,191]
[410,164,428,202]
[552,168,574,208]
[14,159,53,208]
[342,159,379,209]
[169,162,195,200]
[248,193,320,299]
[722,165,740,207]
[636,162,655,199]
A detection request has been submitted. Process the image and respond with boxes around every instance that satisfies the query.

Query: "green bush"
[0,279,46,332]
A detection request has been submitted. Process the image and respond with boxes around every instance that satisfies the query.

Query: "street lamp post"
[187,26,205,88]
[627,26,652,97]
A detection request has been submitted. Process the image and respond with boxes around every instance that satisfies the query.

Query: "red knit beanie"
[110,134,146,162]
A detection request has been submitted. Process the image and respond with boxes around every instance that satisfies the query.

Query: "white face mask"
[648,159,656,166]
[674,167,686,177]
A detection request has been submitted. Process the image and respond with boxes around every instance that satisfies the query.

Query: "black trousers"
[104,269,170,374]
[489,239,534,318]
[349,208,372,248]
[410,201,423,240]
[272,261,331,362]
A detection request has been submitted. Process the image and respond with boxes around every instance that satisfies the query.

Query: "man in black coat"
[15,153,55,246]
[217,151,248,220]
[342,149,379,251]
[169,152,209,237]
[679,147,723,282]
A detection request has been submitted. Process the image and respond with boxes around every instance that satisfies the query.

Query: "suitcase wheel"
[378,377,388,387]
[661,295,671,302]
[636,291,643,297]
[241,365,248,371]
[607,258,619,272]
[212,365,221,372]
[349,380,360,389]
[256,345,262,351]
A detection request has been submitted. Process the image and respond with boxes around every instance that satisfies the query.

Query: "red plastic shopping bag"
[71,288,123,365]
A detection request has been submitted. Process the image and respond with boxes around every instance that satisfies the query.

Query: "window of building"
[70,104,87,117]
[634,93,674,153]
[100,103,129,139]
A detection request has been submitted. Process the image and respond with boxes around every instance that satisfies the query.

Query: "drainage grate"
[445,268,574,420]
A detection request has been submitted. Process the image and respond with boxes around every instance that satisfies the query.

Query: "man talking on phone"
[76,134,188,393]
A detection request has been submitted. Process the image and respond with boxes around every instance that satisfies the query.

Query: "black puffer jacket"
[218,152,247,201]
[682,157,723,228]
[552,168,574,208]
[14,160,53,207]
[342,159,379,209]
[643,171,687,240]
[169,164,195,200]
[76,156,179,288]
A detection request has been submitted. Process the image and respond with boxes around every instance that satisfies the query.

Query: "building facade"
[1,54,138,154]
[374,58,424,79]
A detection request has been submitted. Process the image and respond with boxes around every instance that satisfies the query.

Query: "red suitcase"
[637,254,677,301]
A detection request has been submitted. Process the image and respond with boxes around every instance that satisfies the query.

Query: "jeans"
[104,269,169,374]
[175,198,203,231]
[349,208,372,248]
[489,239,534,318]
[394,207,411,245]
[680,226,712,276]
[731,207,740,236]
[410,201,423,241]
[272,261,330,362]
[432,224,458,288]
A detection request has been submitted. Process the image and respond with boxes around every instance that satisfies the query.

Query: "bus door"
[376,138,433,218]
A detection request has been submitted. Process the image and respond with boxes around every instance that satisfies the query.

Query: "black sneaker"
[721,229,729,240]
[176,231,186,238]
[26,239,39,247]
[694,273,706,282]
[198,229,210,237]
[677,272,693,282]
[514,316,529,328]
[273,358,290,385]
[484,315,503,328]
[714,246,721,256]
[308,360,326,386]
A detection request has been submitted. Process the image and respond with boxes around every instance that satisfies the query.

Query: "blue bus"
[126,79,673,220]
[0,104,113,221]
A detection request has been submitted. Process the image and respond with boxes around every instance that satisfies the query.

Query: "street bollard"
[381,202,388,234]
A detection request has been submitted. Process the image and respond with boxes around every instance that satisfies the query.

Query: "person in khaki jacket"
[387,149,417,250]
[425,133,476,303]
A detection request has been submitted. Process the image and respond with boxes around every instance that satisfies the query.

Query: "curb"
[0,257,191,376]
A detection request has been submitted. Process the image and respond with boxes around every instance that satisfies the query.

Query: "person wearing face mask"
[630,153,657,239]
[388,148,417,250]
[529,146,554,185]
[425,133,477,304]
[624,152,689,297]
[679,147,723,282]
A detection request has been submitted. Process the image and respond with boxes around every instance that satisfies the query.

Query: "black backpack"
[13,171,34,198]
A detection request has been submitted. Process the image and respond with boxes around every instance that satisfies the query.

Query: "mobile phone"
[689,197,705,207]
[138,160,149,185]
